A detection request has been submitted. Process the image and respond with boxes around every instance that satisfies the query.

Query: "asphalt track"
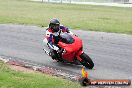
[0,24,132,82]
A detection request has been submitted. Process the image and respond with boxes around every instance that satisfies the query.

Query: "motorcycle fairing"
[58,35,83,62]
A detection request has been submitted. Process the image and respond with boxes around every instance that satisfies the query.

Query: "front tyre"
[80,53,94,69]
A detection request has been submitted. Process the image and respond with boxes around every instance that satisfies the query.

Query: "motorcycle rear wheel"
[80,53,94,69]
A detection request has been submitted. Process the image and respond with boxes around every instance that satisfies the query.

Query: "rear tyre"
[80,53,94,69]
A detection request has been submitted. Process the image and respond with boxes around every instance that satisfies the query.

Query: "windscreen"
[59,33,74,44]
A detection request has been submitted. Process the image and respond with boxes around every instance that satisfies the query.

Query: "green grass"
[0,0,132,34]
[0,61,80,88]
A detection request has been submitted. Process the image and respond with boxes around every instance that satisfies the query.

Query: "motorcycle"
[43,33,94,69]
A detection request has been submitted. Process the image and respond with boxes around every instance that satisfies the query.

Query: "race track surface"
[0,24,132,80]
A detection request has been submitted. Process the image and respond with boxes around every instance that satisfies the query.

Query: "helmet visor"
[52,24,60,32]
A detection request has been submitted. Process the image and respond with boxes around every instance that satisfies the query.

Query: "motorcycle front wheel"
[80,53,94,69]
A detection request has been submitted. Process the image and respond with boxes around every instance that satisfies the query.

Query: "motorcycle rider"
[43,18,74,60]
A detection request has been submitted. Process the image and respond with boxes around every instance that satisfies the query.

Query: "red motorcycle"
[43,33,94,69]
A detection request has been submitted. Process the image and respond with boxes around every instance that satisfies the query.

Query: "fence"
[41,0,131,3]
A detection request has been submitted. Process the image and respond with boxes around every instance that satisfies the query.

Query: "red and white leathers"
[43,25,73,51]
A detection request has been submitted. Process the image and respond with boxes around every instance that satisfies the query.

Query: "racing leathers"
[43,25,73,59]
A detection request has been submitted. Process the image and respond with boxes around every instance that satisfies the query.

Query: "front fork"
[76,50,84,62]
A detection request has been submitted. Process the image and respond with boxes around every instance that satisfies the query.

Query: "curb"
[0,56,81,81]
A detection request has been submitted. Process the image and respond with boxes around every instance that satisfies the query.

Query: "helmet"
[49,19,60,32]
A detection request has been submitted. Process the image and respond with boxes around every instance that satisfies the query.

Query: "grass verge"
[0,0,132,34]
[0,61,80,88]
